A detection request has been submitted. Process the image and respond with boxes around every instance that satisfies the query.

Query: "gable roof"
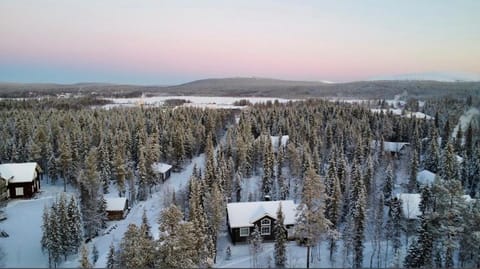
[105,197,127,211]
[371,140,409,153]
[227,200,297,228]
[152,162,172,174]
[417,170,436,186]
[0,162,41,184]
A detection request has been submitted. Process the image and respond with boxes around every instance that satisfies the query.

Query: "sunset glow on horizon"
[1,0,479,84]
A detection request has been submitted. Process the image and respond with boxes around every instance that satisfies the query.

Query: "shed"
[0,162,42,199]
[152,162,172,181]
[105,197,129,220]
[226,200,297,244]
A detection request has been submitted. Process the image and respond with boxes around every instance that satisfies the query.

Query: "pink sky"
[0,0,479,84]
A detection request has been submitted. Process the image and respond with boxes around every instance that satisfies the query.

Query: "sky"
[0,0,479,85]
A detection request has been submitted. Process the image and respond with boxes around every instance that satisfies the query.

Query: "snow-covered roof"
[227,200,297,228]
[152,162,172,174]
[105,197,127,211]
[417,170,436,186]
[404,111,434,120]
[396,193,421,220]
[270,135,289,150]
[371,141,409,153]
[456,155,464,164]
[0,162,40,184]
[462,195,475,203]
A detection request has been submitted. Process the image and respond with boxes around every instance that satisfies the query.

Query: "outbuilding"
[105,197,129,220]
[152,162,173,181]
[0,162,42,199]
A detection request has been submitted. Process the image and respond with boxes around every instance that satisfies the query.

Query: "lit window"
[240,227,250,237]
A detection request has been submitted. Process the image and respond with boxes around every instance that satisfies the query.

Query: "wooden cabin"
[226,200,297,244]
[105,197,129,220]
[152,162,172,181]
[0,162,42,199]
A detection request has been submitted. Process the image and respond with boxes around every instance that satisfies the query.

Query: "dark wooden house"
[152,162,172,182]
[226,200,297,244]
[0,162,42,199]
[105,197,129,220]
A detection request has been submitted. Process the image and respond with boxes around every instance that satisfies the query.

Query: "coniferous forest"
[0,95,479,268]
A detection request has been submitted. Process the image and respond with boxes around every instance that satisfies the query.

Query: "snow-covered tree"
[274,203,287,268]
[295,167,331,268]
[79,244,92,269]
[249,225,263,268]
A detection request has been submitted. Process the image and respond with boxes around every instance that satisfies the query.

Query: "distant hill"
[1,77,479,99]
[370,72,480,82]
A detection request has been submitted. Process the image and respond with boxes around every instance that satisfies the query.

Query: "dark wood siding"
[8,182,35,198]
[228,215,291,244]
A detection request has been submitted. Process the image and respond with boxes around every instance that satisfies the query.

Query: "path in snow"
[90,153,206,268]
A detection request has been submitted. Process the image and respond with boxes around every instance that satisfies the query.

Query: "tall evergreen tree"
[295,167,331,269]
[274,203,287,268]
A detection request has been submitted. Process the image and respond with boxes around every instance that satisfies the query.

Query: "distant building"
[226,200,297,244]
[372,140,409,157]
[0,162,42,199]
[152,162,173,181]
[105,197,129,220]
[416,170,436,186]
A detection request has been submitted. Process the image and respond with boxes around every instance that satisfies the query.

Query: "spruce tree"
[79,244,92,269]
[408,149,419,192]
[107,243,116,269]
[295,167,331,268]
[274,203,287,268]
[350,160,366,269]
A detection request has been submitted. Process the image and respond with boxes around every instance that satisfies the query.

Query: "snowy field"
[103,96,297,109]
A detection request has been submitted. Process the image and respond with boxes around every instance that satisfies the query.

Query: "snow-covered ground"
[0,154,205,268]
[103,96,296,109]
[0,182,73,267]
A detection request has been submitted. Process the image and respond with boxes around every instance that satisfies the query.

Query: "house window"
[15,187,24,196]
[261,225,271,235]
[261,218,271,235]
[239,227,250,237]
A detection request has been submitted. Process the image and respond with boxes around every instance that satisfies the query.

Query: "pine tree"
[424,130,440,173]
[262,138,275,198]
[158,205,198,268]
[107,243,116,269]
[404,216,433,268]
[383,163,394,202]
[79,244,92,269]
[79,147,107,239]
[66,196,82,256]
[274,203,287,268]
[408,149,419,192]
[113,145,126,197]
[91,244,99,266]
[295,167,331,269]
[350,160,366,268]
[440,142,458,181]
[386,197,404,261]
[137,146,149,201]
[249,225,263,268]
[325,153,341,259]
